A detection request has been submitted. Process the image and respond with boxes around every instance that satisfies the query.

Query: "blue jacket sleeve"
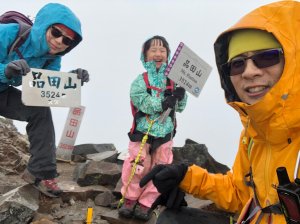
[0,24,19,84]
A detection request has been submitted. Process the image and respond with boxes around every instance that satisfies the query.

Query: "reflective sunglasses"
[226,48,283,76]
[50,26,74,46]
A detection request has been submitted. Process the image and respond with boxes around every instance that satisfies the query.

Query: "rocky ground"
[0,118,233,224]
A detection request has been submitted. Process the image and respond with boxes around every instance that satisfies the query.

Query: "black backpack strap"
[261,203,282,214]
[242,167,283,223]
[128,130,174,154]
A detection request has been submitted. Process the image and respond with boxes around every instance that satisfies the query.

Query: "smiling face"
[230,50,284,105]
[145,39,168,69]
[46,25,74,54]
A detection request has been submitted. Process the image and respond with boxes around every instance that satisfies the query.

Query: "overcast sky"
[3,0,277,167]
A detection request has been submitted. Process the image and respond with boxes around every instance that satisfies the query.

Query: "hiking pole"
[158,100,178,124]
[158,108,172,123]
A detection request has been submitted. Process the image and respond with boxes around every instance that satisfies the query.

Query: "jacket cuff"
[179,165,193,190]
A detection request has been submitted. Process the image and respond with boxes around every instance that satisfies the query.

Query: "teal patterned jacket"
[130,55,188,138]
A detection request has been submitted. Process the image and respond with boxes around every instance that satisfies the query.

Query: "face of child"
[230,49,284,105]
[46,25,74,55]
[145,39,168,69]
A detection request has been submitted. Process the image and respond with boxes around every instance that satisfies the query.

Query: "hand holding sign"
[5,59,30,79]
[159,42,212,123]
[173,87,186,101]
[70,68,90,86]
[162,95,177,111]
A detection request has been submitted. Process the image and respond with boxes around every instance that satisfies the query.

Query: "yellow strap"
[118,119,155,208]
[230,216,234,224]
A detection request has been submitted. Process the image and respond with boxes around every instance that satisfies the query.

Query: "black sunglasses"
[225,48,283,76]
[50,26,74,46]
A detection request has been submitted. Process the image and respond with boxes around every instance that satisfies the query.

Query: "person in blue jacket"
[0,3,89,197]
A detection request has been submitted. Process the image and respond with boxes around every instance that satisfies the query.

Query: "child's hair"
[142,35,170,59]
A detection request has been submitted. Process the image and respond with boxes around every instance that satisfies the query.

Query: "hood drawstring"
[242,118,250,145]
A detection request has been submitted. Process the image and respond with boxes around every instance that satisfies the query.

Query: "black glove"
[70,68,90,86]
[5,59,30,79]
[162,95,177,111]
[140,163,188,194]
[151,186,187,210]
[173,87,186,101]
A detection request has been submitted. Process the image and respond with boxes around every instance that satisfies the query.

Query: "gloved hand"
[173,87,186,101]
[5,59,30,79]
[70,68,90,86]
[151,186,187,210]
[162,95,177,111]
[140,163,188,194]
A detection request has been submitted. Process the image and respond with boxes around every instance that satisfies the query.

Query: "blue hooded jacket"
[0,3,82,92]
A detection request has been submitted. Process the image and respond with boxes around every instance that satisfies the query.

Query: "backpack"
[0,11,33,58]
[129,72,175,134]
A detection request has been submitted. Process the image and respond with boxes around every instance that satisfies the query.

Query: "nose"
[54,36,64,45]
[241,59,263,79]
[154,50,163,56]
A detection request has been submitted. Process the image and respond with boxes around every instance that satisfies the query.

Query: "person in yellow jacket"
[140,1,300,223]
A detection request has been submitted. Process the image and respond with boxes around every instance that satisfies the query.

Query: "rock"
[173,139,230,174]
[59,180,110,202]
[94,191,116,207]
[86,150,119,163]
[31,218,57,224]
[0,118,29,175]
[73,144,117,155]
[156,207,230,224]
[31,213,56,224]
[0,184,39,223]
[101,209,157,224]
[73,161,121,188]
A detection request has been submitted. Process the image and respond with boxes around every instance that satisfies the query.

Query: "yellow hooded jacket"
[179,1,300,223]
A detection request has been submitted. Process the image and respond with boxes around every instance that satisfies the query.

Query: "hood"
[29,3,82,56]
[214,1,300,145]
[140,40,171,75]
[140,53,168,75]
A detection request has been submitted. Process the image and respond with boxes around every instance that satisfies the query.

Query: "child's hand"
[162,95,177,110]
[173,87,186,101]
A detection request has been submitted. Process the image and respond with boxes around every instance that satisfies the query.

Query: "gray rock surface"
[0,118,234,223]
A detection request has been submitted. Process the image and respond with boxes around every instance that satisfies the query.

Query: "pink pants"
[121,140,173,208]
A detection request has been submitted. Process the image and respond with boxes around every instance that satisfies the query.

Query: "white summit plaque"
[22,68,81,107]
[165,42,212,97]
